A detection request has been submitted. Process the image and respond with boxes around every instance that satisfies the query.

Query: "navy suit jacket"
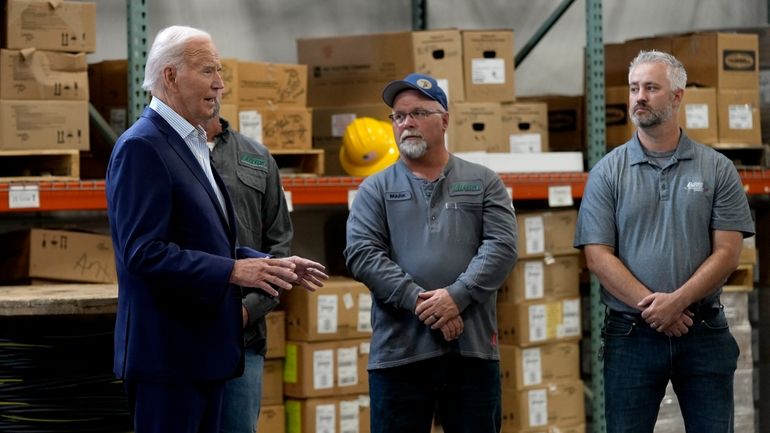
[106,107,244,384]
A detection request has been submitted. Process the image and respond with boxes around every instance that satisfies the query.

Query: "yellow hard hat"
[340,117,399,177]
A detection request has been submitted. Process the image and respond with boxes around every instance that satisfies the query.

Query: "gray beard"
[399,139,428,159]
[630,103,673,128]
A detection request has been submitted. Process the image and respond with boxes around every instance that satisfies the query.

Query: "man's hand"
[438,315,464,341]
[415,288,460,329]
[286,256,328,291]
[638,292,693,336]
[229,258,297,296]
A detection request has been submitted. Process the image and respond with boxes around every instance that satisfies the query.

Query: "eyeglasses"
[388,109,445,124]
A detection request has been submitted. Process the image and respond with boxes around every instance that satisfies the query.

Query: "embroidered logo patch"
[450,181,482,195]
[239,153,267,170]
[685,181,705,192]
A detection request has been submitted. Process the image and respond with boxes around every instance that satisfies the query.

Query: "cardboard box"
[1,99,89,150]
[517,209,578,259]
[4,0,96,53]
[624,36,674,67]
[283,339,370,398]
[88,60,128,137]
[519,95,584,151]
[86,59,126,171]
[714,26,770,70]
[284,277,373,342]
[285,395,370,433]
[448,102,502,152]
[311,104,392,176]
[604,42,629,87]
[256,404,284,433]
[261,359,284,405]
[717,88,762,144]
[265,310,286,359]
[499,343,580,390]
[678,86,718,144]
[499,255,580,304]
[238,105,312,150]
[0,228,116,284]
[1,49,87,100]
[218,103,239,131]
[501,380,585,430]
[297,29,464,107]
[500,102,548,153]
[462,29,515,102]
[238,61,307,107]
[220,58,238,105]
[605,86,635,149]
[673,32,759,89]
[497,297,581,347]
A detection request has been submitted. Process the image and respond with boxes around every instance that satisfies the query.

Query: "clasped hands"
[415,288,463,342]
[638,292,694,337]
[230,256,329,296]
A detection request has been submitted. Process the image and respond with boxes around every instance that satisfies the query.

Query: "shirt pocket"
[443,200,483,246]
[236,167,267,194]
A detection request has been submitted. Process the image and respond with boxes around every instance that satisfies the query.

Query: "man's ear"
[162,66,176,88]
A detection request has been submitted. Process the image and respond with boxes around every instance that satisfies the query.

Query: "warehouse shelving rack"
[2,2,770,433]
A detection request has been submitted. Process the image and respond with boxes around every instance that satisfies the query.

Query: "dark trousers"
[369,353,501,433]
[603,309,739,433]
[124,379,225,433]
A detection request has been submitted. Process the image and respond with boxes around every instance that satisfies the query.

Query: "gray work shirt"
[345,155,518,369]
[574,131,754,312]
[210,118,293,353]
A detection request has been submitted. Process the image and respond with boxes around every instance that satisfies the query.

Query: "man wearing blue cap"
[344,73,518,433]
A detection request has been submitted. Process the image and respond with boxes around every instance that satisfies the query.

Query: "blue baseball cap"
[382,73,448,110]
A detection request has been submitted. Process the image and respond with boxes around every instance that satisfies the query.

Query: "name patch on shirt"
[239,153,267,171]
[450,181,482,196]
[386,191,412,201]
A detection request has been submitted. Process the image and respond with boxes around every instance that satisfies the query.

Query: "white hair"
[629,50,687,91]
[142,25,212,95]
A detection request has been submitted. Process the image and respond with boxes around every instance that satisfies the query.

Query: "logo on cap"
[415,78,433,90]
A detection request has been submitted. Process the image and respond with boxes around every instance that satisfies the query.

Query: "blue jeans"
[603,309,739,433]
[220,347,264,433]
[369,353,501,433]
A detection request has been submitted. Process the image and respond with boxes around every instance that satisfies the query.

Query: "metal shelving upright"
[584,0,607,432]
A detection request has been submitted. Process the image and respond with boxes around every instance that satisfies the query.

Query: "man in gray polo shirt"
[574,50,754,433]
[344,73,518,433]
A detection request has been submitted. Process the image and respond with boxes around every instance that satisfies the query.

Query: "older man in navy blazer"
[106,26,325,433]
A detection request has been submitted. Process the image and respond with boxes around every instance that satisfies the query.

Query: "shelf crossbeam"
[2,170,769,213]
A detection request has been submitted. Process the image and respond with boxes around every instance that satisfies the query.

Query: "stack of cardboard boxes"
[87,57,317,174]
[603,31,761,150]
[226,59,312,152]
[257,310,289,433]
[282,277,373,433]
[1,0,95,179]
[298,29,561,176]
[496,209,585,433]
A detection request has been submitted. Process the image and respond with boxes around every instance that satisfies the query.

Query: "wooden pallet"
[723,264,754,292]
[0,149,80,182]
[272,149,324,176]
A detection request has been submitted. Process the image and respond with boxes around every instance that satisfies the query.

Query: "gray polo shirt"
[345,155,518,369]
[574,131,754,312]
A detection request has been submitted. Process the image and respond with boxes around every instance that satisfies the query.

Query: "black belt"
[608,304,722,323]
